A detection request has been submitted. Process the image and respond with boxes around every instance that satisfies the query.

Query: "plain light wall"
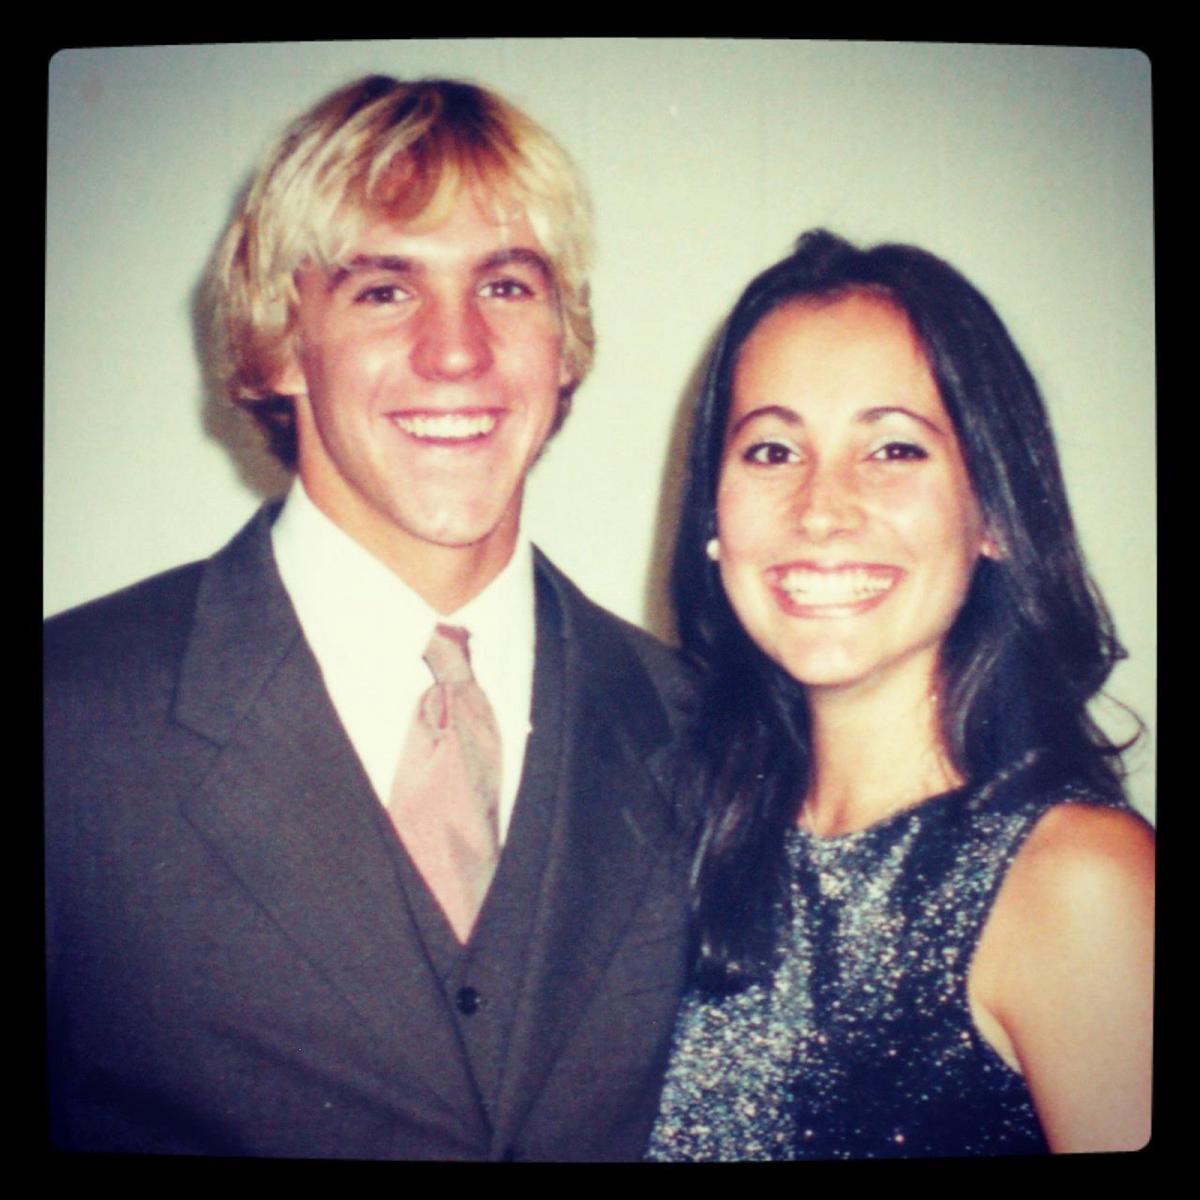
[44,40,1155,818]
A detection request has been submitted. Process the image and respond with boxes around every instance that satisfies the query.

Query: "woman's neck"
[802,668,960,838]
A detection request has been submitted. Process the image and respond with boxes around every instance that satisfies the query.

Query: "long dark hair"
[673,229,1133,993]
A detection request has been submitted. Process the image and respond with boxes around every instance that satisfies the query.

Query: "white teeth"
[392,413,497,440]
[779,568,894,604]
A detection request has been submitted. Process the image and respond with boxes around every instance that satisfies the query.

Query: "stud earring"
[705,538,720,562]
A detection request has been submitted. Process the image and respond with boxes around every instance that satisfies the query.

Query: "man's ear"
[272,340,307,398]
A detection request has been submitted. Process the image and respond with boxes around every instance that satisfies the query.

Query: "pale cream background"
[44,40,1154,818]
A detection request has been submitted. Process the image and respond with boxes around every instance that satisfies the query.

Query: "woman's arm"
[969,803,1155,1153]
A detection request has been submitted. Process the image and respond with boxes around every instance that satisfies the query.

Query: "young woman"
[648,230,1153,1159]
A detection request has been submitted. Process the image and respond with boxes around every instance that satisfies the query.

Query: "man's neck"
[298,480,518,615]
[389,540,514,615]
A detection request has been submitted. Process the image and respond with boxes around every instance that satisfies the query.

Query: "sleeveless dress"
[648,772,1129,1160]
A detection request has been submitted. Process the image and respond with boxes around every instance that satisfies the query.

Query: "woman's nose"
[793,461,863,541]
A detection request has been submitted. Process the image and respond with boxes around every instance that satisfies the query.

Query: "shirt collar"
[273,477,535,715]
[273,481,433,669]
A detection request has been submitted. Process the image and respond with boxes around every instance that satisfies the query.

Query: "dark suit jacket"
[44,505,698,1161]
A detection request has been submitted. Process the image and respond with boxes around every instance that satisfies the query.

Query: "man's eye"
[744,441,798,466]
[870,441,928,462]
[480,277,535,300]
[353,283,409,305]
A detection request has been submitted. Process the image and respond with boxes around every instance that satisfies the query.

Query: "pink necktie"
[388,625,502,943]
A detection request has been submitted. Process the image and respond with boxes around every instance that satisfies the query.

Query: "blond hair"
[209,76,595,467]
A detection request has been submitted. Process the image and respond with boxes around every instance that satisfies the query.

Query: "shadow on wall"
[189,173,293,502]
[642,323,724,647]
[201,383,293,501]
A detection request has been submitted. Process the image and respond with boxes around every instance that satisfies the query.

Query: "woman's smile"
[766,561,903,617]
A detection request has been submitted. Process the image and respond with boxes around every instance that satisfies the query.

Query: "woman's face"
[715,292,993,703]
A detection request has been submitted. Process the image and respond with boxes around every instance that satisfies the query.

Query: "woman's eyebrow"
[858,405,947,435]
[727,405,801,438]
[727,403,948,441]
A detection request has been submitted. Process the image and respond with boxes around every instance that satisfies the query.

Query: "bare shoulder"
[1003,802,1155,922]
[972,800,1155,1152]
[980,801,1155,1005]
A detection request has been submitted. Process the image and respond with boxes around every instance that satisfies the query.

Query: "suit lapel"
[490,555,680,1152]
[171,507,486,1133]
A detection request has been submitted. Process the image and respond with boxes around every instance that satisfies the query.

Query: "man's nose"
[410,294,493,381]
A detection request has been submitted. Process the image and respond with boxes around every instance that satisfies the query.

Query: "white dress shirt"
[271,482,537,843]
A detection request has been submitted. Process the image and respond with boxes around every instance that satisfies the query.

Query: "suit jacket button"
[455,986,481,1015]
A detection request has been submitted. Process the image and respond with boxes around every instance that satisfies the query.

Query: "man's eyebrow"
[322,247,555,295]
[326,255,416,292]
[479,246,555,284]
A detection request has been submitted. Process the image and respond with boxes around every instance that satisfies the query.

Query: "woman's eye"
[744,441,798,466]
[870,441,928,462]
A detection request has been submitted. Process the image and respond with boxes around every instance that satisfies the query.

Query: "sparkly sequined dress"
[648,779,1127,1160]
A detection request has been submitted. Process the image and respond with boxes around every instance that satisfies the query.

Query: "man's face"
[279,190,571,594]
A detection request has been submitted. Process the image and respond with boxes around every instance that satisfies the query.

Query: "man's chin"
[397,507,519,556]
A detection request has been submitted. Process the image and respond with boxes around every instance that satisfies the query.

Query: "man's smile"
[388,409,502,443]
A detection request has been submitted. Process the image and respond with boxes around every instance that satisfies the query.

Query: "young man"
[45,77,696,1161]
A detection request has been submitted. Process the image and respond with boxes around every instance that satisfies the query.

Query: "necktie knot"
[423,624,474,685]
